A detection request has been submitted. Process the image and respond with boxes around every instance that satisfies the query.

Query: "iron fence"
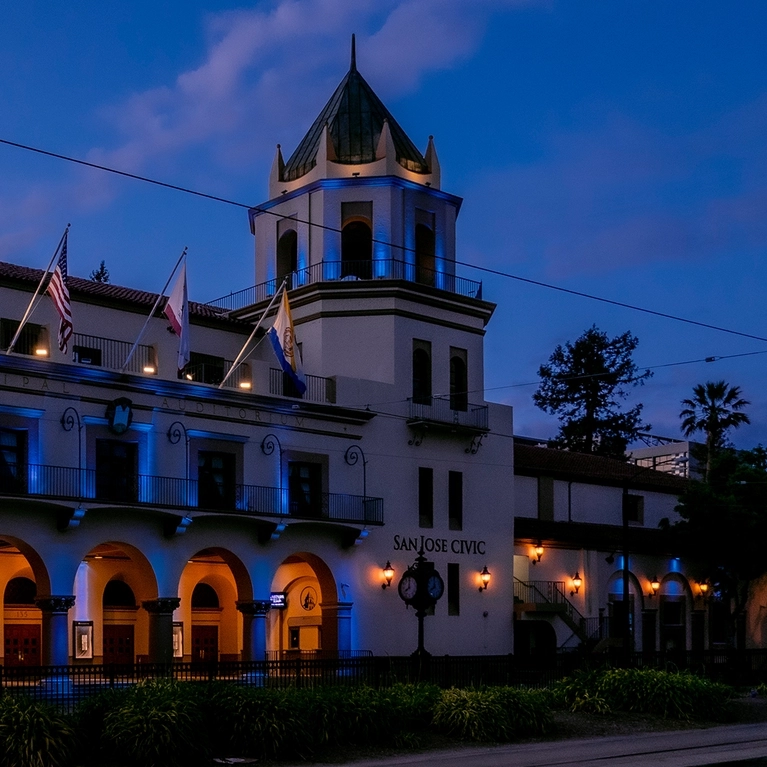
[3,650,767,708]
[206,258,483,312]
[72,333,155,374]
[0,465,383,525]
[408,396,489,430]
[269,368,336,403]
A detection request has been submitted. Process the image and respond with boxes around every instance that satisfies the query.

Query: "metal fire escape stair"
[513,578,590,645]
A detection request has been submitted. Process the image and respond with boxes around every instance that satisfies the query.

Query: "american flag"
[47,231,73,353]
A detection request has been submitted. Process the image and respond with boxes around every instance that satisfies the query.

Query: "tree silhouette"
[533,325,651,459]
[89,260,110,283]
[680,381,750,479]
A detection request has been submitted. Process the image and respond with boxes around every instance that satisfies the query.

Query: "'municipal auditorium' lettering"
[392,535,486,556]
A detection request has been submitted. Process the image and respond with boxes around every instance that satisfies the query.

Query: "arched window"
[341,221,372,279]
[415,224,435,286]
[192,582,219,609]
[103,580,136,608]
[412,347,432,406]
[450,354,468,412]
[4,577,35,605]
[276,229,298,283]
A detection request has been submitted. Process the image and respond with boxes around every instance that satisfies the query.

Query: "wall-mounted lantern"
[382,561,394,590]
[697,581,709,600]
[648,577,660,599]
[531,542,544,565]
[478,566,491,592]
[570,572,582,596]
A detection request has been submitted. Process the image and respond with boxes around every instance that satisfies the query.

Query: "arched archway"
[659,573,692,653]
[341,220,372,279]
[607,570,644,651]
[276,229,298,282]
[76,542,158,664]
[178,548,253,663]
[269,552,345,658]
[0,537,51,667]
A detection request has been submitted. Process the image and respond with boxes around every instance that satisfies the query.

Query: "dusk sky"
[1,1,766,447]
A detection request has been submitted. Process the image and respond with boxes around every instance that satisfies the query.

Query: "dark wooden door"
[4,624,40,667]
[191,625,218,663]
[103,624,134,665]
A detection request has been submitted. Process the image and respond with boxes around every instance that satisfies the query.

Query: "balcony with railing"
[206,258,483,312]
[72,333,156,375]
[408,396,489,431]
[182,359,250,390]
[269,368,336,404]
[0,465,384,526]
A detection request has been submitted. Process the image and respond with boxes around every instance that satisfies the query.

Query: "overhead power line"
[2,136,766,344]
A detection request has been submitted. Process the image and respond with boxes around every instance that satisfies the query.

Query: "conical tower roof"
[283,37,429,182]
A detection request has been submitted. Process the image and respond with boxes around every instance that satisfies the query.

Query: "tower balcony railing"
[408,396,489,431]
[0,465,384,526]
[72,333,156,375]
[206,258,483,312]
[269,368,336,403]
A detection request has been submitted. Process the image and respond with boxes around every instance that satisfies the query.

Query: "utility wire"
[2,136,767,343]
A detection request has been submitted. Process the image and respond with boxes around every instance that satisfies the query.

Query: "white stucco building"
[0,47,514,667]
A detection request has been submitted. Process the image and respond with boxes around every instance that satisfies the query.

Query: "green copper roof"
[283,39,428,181]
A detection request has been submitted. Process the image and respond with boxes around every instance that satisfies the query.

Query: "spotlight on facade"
[382,561,394,589]
[570,572,582,596]
[648,577,660,598]
[34,347,48,356]
[478,565,491,591]
[531,542,544,565]
[239,381,252,390]
[143,365,156,374]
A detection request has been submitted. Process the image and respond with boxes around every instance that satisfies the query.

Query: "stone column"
[36,596,76,666]
[236,600,271,661]
[142,598,180,665]
[320,601,353,656]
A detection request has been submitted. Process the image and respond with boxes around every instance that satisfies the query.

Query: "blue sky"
[1,1,766,446]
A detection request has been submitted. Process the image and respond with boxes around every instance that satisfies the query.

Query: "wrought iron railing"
[206,258,483,311]
[72,333,156,375]
[408,396,489,430]
[513,579,585,627]
[182,359,249,389]
[0,465,383,525]
[3,650,767,707]
[269,368,336,403]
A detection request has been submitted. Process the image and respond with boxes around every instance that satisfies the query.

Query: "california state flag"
[163,259,190,371]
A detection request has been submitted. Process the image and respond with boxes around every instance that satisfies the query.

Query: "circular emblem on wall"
[300,586,317,611]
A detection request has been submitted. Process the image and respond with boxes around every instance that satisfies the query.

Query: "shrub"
[553,668,733,721]
[0,695,74,767]
[433,687,552,742]
[101,679,207,767]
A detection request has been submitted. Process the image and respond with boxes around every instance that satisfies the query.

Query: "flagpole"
[6,224,70,355]
[218,278,288,390]
[121,247,187,373]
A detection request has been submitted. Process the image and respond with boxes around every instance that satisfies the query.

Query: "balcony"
[206,258,483,312]
[0,465,384,526]
[72,333,156,375]
[408,396,489,431]
[182,359,250,390]
[269,369,336,403]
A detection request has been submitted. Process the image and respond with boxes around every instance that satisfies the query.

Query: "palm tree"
[680,381,750,479]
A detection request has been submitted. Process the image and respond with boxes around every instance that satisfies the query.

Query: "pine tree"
[89,260,110,283]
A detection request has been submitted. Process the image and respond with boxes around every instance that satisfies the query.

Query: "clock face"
[398,573,418,601]
[426,573,444,600]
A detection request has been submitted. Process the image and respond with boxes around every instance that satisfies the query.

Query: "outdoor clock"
[398,571,418,602]
[426,572,444,600]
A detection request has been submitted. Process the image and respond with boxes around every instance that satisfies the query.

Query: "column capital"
[142,597,180,615]
[35,595,75,613]
[236,600,271,616]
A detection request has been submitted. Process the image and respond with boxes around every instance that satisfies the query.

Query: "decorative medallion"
[300,586,317,611]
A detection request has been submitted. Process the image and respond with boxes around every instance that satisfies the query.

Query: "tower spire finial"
[350,33,356,71]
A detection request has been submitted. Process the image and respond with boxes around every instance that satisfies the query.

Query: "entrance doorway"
[191,626,218,663]
[103,625,134,665]
[4,624,41,667]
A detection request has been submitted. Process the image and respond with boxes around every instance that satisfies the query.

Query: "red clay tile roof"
[0,260,239,323]
[514,442,687,492]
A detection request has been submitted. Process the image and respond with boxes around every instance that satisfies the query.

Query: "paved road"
[295,722,767,767]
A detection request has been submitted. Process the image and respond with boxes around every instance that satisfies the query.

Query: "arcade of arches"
[0,539,346,666]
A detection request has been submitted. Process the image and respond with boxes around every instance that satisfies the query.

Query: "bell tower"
[246,37,493,409]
